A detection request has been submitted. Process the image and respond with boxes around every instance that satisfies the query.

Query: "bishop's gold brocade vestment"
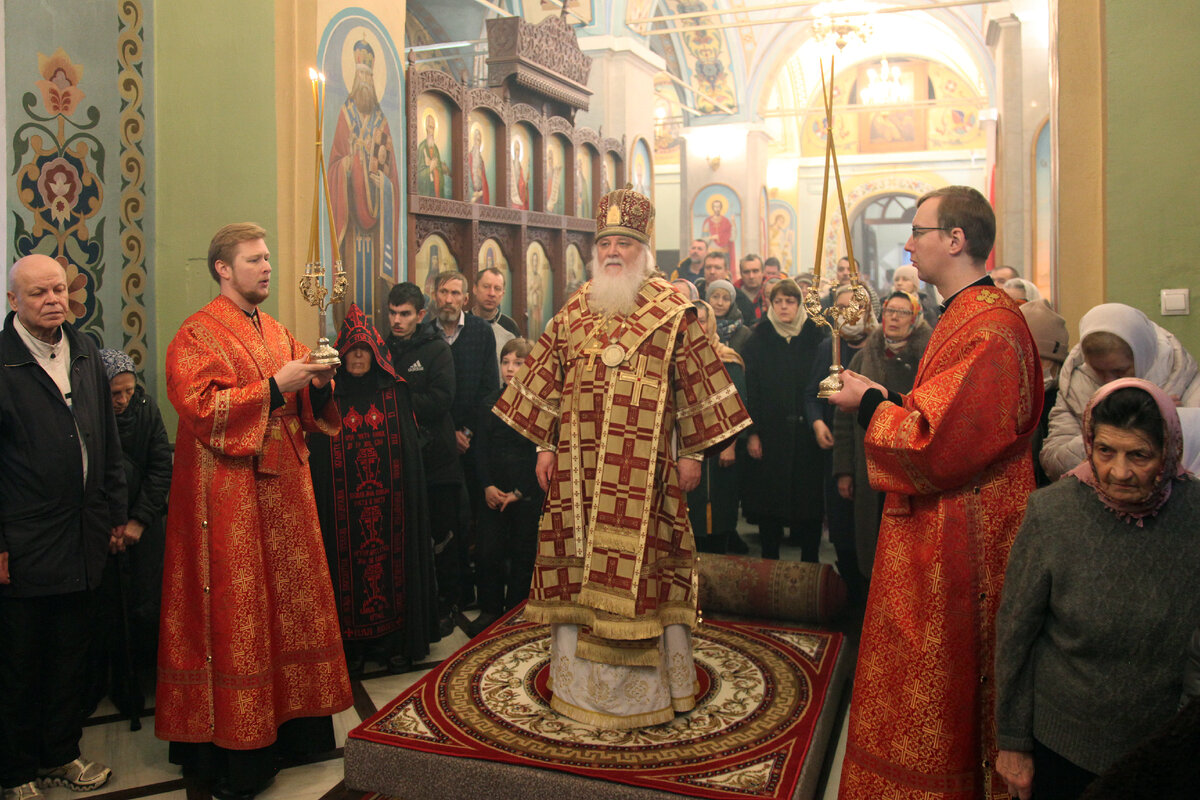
[839,284,1043,800]
[156,296,353,749]
[493,277,750,728]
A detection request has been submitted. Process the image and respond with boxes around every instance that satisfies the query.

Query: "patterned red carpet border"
[349,608,844,799]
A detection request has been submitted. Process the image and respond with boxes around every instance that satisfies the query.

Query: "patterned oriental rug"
[345,606,850,800]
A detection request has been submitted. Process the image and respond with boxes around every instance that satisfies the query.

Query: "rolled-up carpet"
[697,554,847,625]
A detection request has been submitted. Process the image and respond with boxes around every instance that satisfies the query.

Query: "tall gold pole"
[804,56,872,398]
[299,67,347,365]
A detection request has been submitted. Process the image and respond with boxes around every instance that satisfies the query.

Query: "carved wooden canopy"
[486,14,592,117]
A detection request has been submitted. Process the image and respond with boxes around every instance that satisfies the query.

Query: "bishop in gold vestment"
[493,187,750,729]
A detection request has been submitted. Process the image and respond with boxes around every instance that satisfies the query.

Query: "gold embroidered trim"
[492,404,554,450]
[679,414,752,457]
[549,694,676,730]
[677,381,738,418]
[512,376,560,416]
[524,599,697,641]
[575,638,660,667]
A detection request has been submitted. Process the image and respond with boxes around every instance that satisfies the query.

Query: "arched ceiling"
[405,0,1048,143]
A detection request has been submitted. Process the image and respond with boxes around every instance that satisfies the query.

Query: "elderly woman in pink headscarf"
[995,378,1200,800]
[1041,303,1200,481]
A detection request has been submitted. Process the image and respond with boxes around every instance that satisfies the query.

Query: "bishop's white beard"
[588,245,653,316]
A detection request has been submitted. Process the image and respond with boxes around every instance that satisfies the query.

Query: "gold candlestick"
[299,259,347,365]
[806,57,871,398]
[299,67,346,365]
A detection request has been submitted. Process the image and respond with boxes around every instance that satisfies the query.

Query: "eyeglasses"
[882,308,914,317]
[911,225,950,238]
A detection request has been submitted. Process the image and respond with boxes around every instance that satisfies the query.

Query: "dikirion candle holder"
[299,260,347,366]
[299,67,346,366]
[805,56,871,398]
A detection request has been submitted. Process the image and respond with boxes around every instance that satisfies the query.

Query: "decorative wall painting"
[759,188,768,256]
[477,238,513,317]
[1032,118,1051,294]
[630,137,652,198]
[601,151,617,196]
[565,243,586,295]
[416,91,453,198]
[510,124,534,210]
[545,135,567,215]
[323,18,404,328]
[857,59,927,154]
[415,234,457,300]
[525,241,553,337]
[692,184,740,280]
[526,0,592,25]
[467,110,498,205]
[575,147,594,218]
[767,199,797,276]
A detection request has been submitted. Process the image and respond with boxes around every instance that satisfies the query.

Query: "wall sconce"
[707,154,721,171]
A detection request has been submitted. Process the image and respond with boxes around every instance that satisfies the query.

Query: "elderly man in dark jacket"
[0,254,127,799]
[427,271,498,609]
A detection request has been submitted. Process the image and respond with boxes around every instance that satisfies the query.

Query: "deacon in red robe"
[830,187,1042,800]
[156,223,352,799]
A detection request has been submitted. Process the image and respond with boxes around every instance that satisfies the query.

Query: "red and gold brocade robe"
[493,278,750,667]
[839,284,1043,800]
[156,296,353,750]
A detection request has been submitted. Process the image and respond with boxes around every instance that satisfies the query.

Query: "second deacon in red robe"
[830,187,1043,800]
[156,223,352,798]
[493,186,750,729]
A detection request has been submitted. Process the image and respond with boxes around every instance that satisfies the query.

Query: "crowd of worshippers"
[3,205,1200,800]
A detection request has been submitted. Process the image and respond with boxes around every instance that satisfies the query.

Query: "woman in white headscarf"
[891,264,940,327]
[1003,278,1043,305]
[1040,302,1200,481]
[1179,407,1200,475]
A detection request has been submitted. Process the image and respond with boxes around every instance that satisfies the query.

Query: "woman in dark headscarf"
[995,379,1200,800]
[86,349,173,724]
[704,278,752,354]
[308,304,439,676]
[830,290,930,590]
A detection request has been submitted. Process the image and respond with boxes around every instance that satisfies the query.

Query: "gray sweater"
[995,476,1200,774]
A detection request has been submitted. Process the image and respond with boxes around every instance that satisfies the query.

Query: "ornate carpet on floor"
[345,606,849,800]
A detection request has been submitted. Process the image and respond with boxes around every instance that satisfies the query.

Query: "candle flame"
[308,67,318,81]
[318,72,326,83]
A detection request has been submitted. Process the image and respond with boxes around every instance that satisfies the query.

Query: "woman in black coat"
[831,291,931,581]
[90,349,173,722]
[741,279,828,560]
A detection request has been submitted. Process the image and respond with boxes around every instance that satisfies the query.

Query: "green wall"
[1105,1,1200,355]
[154,1,278,431]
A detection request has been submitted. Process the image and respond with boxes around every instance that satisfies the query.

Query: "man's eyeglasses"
[911,225,950,238]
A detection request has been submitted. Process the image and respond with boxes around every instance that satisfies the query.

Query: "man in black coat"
[427,271,498,610]
[734,253,768,326]
[0,255,127,797]
[386,282,464,630]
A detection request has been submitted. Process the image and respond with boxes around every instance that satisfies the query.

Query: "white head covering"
[1005,278,1042,303]
[893,265,919,287]
[1078,303,1158,377]
[1179,407,1200,475]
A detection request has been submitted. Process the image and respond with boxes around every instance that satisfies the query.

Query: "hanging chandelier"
[860,58,911,105]
[810,1,876,51]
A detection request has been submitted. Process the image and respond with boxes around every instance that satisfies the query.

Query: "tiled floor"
[60,526,857,800]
